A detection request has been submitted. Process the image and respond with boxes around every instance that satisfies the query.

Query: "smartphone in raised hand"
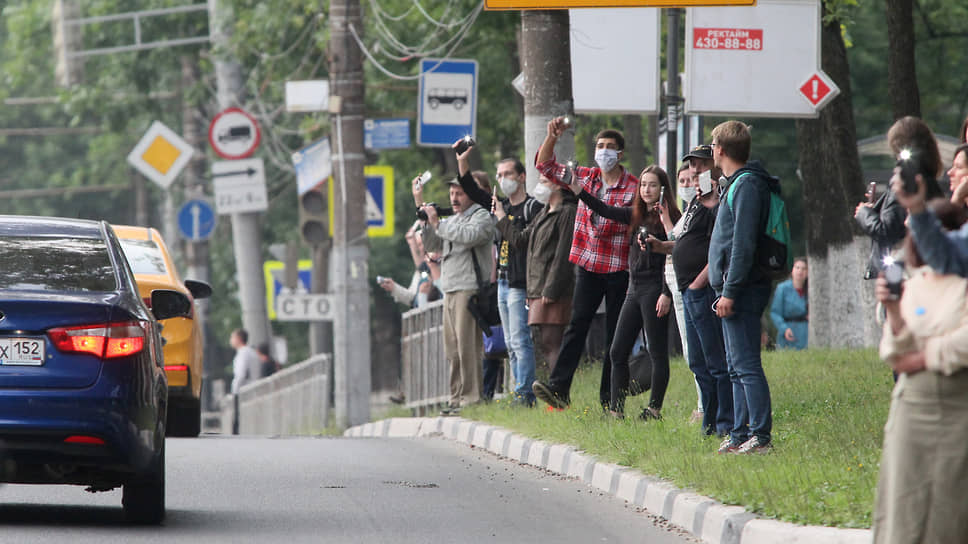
[698,170,712,195]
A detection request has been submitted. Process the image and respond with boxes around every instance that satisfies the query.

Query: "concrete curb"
[344,417,872,544]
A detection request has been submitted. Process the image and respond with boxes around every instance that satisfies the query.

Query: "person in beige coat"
[872,199,968,544]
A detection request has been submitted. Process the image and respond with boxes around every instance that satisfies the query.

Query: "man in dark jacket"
[707,121,775,455]
[454,143,543,407]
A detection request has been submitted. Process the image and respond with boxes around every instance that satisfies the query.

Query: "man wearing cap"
[419,177,496,416]
[452,141,544,408]
[672,144,733,438]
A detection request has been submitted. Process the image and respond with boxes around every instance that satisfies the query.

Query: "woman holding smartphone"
[567,165,681,419]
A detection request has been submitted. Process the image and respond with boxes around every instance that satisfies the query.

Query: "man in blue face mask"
[530,117,638,410]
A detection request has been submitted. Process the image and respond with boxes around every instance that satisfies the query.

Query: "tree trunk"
[521,10,574,191]
[623,114,645,176]
[885,0,920,119]
[796,2,877,348]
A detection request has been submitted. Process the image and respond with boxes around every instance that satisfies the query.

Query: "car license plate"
[0,337,45,366]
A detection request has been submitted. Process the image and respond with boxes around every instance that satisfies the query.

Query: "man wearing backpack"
[708,120,778,455]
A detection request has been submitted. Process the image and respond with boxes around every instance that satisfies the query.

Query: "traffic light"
[299,188,327,246]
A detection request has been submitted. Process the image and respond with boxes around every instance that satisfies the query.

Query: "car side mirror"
[151,289,192,320]
[184,279,212,300]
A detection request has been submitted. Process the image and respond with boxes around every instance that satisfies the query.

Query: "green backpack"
[726,172,790,280]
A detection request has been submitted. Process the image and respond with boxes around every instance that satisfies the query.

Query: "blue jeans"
[498,279,536,403]
[720,284,772,443]
[682,286,732,436]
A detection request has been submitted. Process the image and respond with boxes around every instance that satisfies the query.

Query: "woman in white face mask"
[494,176,579,371]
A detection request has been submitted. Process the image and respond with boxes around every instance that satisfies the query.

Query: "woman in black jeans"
[568,165,681,419]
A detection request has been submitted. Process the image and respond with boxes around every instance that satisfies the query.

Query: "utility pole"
[521,11,574,191]
[329,0,371,427]
[664,8,682,174]
[180,53,216,409]
[209,0,272,351]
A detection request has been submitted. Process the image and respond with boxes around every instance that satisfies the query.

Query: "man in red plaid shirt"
[532,116,638,409]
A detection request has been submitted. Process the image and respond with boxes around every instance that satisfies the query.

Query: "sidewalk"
[345,417,872,544]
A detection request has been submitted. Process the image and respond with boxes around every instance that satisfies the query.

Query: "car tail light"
[64,435,106,445]
[165,364,188,372]
[48,322,146,359]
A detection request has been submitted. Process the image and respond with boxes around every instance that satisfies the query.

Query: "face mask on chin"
[532,183,552,204]
[594,148,619,172]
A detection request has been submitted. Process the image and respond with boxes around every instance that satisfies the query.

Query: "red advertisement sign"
[693,28,763,51]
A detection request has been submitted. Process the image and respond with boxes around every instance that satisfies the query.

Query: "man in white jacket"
[419,178,495,416]
[230,328,262,434]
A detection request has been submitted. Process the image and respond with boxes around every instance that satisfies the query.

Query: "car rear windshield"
[118,239,167,276]
[0,236,117,292]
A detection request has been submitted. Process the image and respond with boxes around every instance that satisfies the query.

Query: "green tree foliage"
[4,0,968,368]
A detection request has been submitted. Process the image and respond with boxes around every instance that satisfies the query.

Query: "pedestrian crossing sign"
[328,165,394,238]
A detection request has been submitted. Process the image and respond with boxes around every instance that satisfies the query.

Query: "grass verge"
[461,347,888,529]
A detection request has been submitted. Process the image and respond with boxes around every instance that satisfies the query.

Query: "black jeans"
[609,281,670,414]
[548,267,629,406]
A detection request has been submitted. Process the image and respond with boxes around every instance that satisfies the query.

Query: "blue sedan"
[0,216,191,524]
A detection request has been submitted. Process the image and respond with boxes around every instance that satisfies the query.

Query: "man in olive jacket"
[420,180,496,415]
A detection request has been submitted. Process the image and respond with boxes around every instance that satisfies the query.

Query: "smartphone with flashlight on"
[698,170,712,195]
[865,181,877,203]
[455,136,476,155]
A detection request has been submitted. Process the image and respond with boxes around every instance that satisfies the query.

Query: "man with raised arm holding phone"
[453,140,543,407]
[530,116,637,410]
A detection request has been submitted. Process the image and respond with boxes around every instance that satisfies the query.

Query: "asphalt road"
[0,435,698,543]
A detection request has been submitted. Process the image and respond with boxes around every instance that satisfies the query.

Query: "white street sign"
[212,158,268,214]
[208,108,261,159]
[685,0,823,118]
[126,121,195,189]
[275,293,334,321]
[417,58,478,146]
[570,8,660,114]
[285,80,330,112]
[292,137,332,196]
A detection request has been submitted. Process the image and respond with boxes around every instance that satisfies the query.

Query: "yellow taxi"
[114,225,211,437]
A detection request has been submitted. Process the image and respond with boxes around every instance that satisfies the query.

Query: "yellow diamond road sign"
[127,121,195,189]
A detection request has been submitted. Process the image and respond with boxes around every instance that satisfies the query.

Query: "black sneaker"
[532,380,569,409]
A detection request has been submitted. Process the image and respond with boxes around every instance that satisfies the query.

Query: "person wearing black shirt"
[454,140,543,406]
[673,145,733,437]
[567,164,680,420]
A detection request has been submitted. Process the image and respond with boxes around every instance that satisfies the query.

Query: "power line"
[347,2,483,81]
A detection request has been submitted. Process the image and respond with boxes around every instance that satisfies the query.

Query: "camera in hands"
[416,202,452,221]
